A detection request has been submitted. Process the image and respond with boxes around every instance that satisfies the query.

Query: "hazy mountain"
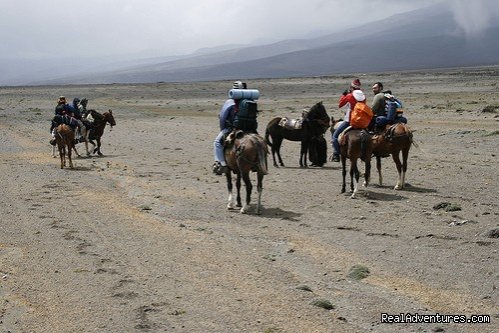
[9,3,499,86]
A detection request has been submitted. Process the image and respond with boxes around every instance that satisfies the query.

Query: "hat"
[352,90,366,102]
[232,81,244,89]
[351,79,361,89]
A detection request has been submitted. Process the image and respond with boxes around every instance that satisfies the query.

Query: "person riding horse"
[212,80,249,175]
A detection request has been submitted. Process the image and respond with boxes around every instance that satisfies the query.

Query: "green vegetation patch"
[347,264,370,280]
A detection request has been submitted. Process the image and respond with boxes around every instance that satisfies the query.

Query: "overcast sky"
[1,0,498,60]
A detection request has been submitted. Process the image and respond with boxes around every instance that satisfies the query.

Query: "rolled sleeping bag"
[228,89,260,100]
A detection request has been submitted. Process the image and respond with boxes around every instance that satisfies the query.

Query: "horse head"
[308,102,330,128]
[103,109,116,127]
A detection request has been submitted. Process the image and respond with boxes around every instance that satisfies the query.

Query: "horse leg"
[350,159,359,198]
[96,138,103,156]
[341,155,347,193]
[240,172,252,214]
[68,143,74,169]
[236,173,242,208]
[299,140,309,168]
[72,144,81,158]
[363,158,371,188]
[399,147,410,190]
[392,150,403,190]
[58,144,64,169]
[255,172,264,215]
[376,156,383,186]
[226,171,236,210]
[273,137,284,167]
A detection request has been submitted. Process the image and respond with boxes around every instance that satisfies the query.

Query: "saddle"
[278,117,303,130]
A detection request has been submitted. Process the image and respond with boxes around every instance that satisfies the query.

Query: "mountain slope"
[28,3,499,85]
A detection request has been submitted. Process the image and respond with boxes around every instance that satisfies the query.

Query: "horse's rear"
[225,131,268,214]
[54,124,75,169]
[372,123,412,189]
[340,129,373,198]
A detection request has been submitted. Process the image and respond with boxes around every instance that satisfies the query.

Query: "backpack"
[384,94,403,121]
[233,99,258,131]
[350,102,373,129]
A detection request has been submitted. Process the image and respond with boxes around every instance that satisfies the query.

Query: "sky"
[1,0,498,61]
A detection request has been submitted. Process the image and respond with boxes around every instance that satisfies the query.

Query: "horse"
[339,128,373,198]
[265,102,330,167]
[50,114,82,158]
[54,124,75,169]
[372,123,413,190]
[224,130,269,214]
[83,109,116,156]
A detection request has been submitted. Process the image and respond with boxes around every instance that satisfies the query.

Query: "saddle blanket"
[278,117,303,130]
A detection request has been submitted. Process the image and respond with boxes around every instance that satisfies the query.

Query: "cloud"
[2,0,496,61]
[446,0,499,36]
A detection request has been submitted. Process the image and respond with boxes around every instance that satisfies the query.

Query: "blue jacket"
[219,99,236,130]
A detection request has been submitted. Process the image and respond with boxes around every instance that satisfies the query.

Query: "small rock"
[485,228,499,239]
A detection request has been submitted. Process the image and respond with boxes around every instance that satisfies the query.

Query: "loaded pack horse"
[372,123,413,190]
[224,130,269,214]
[265,102,330,167]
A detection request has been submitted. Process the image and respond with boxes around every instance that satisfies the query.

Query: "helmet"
[232,81,244,89]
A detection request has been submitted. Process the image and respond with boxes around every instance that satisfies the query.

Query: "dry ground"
[0,67,498,333]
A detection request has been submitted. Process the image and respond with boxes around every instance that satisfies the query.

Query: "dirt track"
[0,67,498,332]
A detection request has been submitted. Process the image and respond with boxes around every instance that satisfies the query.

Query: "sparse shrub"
[347,265,370,280]
[482,105,498,113]
[311,299,335,310]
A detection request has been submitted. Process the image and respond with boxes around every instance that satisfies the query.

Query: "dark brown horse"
[54,124,75,169]
[224,130,268,214]
[340,129,373,198]
[372,123,413,190]
[84,109,116,156]
[265,102,330,167]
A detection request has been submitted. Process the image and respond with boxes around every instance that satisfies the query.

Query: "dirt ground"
[0,67,498,333]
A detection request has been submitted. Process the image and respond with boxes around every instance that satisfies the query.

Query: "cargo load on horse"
[230,89,260,132]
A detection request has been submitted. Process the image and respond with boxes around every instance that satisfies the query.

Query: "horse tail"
[264,126,273,147]
[257,140,268,175]
[360,130,371,162]
[250,134,268,175]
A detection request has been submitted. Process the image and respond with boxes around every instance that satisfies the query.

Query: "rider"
[212,80,246,175]
[50,96,72,145]
[330,79,362,162]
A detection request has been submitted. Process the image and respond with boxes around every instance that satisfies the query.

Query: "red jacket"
[338,93,358,122]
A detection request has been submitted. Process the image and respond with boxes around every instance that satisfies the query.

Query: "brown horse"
[84,110,116,156]
[265,102,330,167]
[54,124,75,169]
[339,129,373,198]
[224,130,269,214]
[372,123,413,190]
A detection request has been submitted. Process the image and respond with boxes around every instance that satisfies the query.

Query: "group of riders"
[212,78,408,174]
[49,96,102,146]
